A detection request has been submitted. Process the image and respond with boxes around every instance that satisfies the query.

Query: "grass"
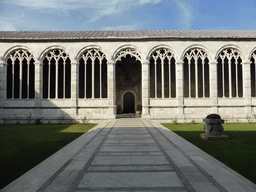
[162,123,256,184]
[0,123,96,190]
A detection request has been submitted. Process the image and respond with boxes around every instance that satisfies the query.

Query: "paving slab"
[1,118,256,192]
[77,172,183,188]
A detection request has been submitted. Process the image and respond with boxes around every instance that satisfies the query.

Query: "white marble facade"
[1,31,256,123]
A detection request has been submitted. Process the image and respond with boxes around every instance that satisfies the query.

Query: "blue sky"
[0,0,256,31]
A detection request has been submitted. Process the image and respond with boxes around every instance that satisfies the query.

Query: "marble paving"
[1,119,256,192]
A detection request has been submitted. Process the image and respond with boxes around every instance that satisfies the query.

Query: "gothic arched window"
[217,48,243,98]
[250,50,256,97]
[183,48,210,98]
[78,49,107,98]
[6,49,35,99]
[150,48,176,98]
[42,49,71,99]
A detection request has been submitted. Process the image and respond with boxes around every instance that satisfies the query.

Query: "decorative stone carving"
[79,49,106,62]
[218,48,241,63]
[184,48,208,62]
[44,49,70,62]
[152,48,175,61]
[115,48,141,62]
[8,49,34,61]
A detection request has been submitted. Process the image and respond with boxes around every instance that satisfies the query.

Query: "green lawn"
[0,123,96,189]
[162,123,256,184]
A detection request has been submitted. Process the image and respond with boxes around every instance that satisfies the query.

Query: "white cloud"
[172,0,194,29]
[5,0,165,23]
[6,0,161,13]
[2,0,195,30]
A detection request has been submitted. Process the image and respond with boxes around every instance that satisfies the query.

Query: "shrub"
[206,114,221,119]
[82,116,88,124]
[191,119,196,124]
[15,117,20,125]
[58,115,65,124]
[172,118,178,124]
[2,117,8,124]
[26,113,32,124]
[35,118,43,125]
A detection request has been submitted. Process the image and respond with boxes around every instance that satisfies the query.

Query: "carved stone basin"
[201,116,229,140]
[203,119,224,136]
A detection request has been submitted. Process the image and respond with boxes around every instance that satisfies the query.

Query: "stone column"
[34,61,42,117]
[209,61,218,113]
[91,58,95,99]
[243,61,252,114]
[161,60,164,98]
[176,61,184,115]
[71,62,79,117]
[55,60,58,99]
[0,60,6,107]
[34,62,41,107]
[142,60,150,118]
[19,59,22,99]
[107,60,116,119]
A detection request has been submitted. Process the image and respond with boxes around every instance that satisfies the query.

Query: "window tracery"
[150,48,176,98]
[79,49,107,99]
[115,48,141,62]
[42,49,71,99]
[217,48,243,98]
[6,49,35,99]
[183,48,210,98]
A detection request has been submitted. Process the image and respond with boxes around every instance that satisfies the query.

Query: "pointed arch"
[250,49,256,97]
[113,45,142,62]
[217,47,243,98]
[147,45,177,61]
[215,45,244,61]
[149,47,176,98]
[5,48,35,99]
[182,44,210,61]
[77,45,106,61]
[183,47,210,98]
[42,48,71,99]
[78,48,107,99]
[4,45,33,62]
[39,45,68,62]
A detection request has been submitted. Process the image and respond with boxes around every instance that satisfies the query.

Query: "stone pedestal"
[200,133,229,140]
[200,118,229,140]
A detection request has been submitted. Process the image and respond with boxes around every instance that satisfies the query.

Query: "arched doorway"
[115,48,142,114]
[123,92,135,113]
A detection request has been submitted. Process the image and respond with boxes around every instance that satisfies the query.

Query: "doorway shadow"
[116,113,141,118]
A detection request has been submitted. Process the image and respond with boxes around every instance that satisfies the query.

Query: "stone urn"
[200,114,229,140]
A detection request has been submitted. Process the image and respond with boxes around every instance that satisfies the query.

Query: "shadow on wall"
[0,53,75,124]
[0,48,110,124]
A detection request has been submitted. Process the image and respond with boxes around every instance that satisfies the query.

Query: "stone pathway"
[1,119,256,192]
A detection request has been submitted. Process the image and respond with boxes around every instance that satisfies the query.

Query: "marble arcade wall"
[0,40,256,123]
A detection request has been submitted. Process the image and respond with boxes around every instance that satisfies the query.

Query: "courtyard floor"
[1,118,256,192]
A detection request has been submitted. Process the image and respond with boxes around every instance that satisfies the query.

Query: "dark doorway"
[116,54,141,114]
[123,92,135,113]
